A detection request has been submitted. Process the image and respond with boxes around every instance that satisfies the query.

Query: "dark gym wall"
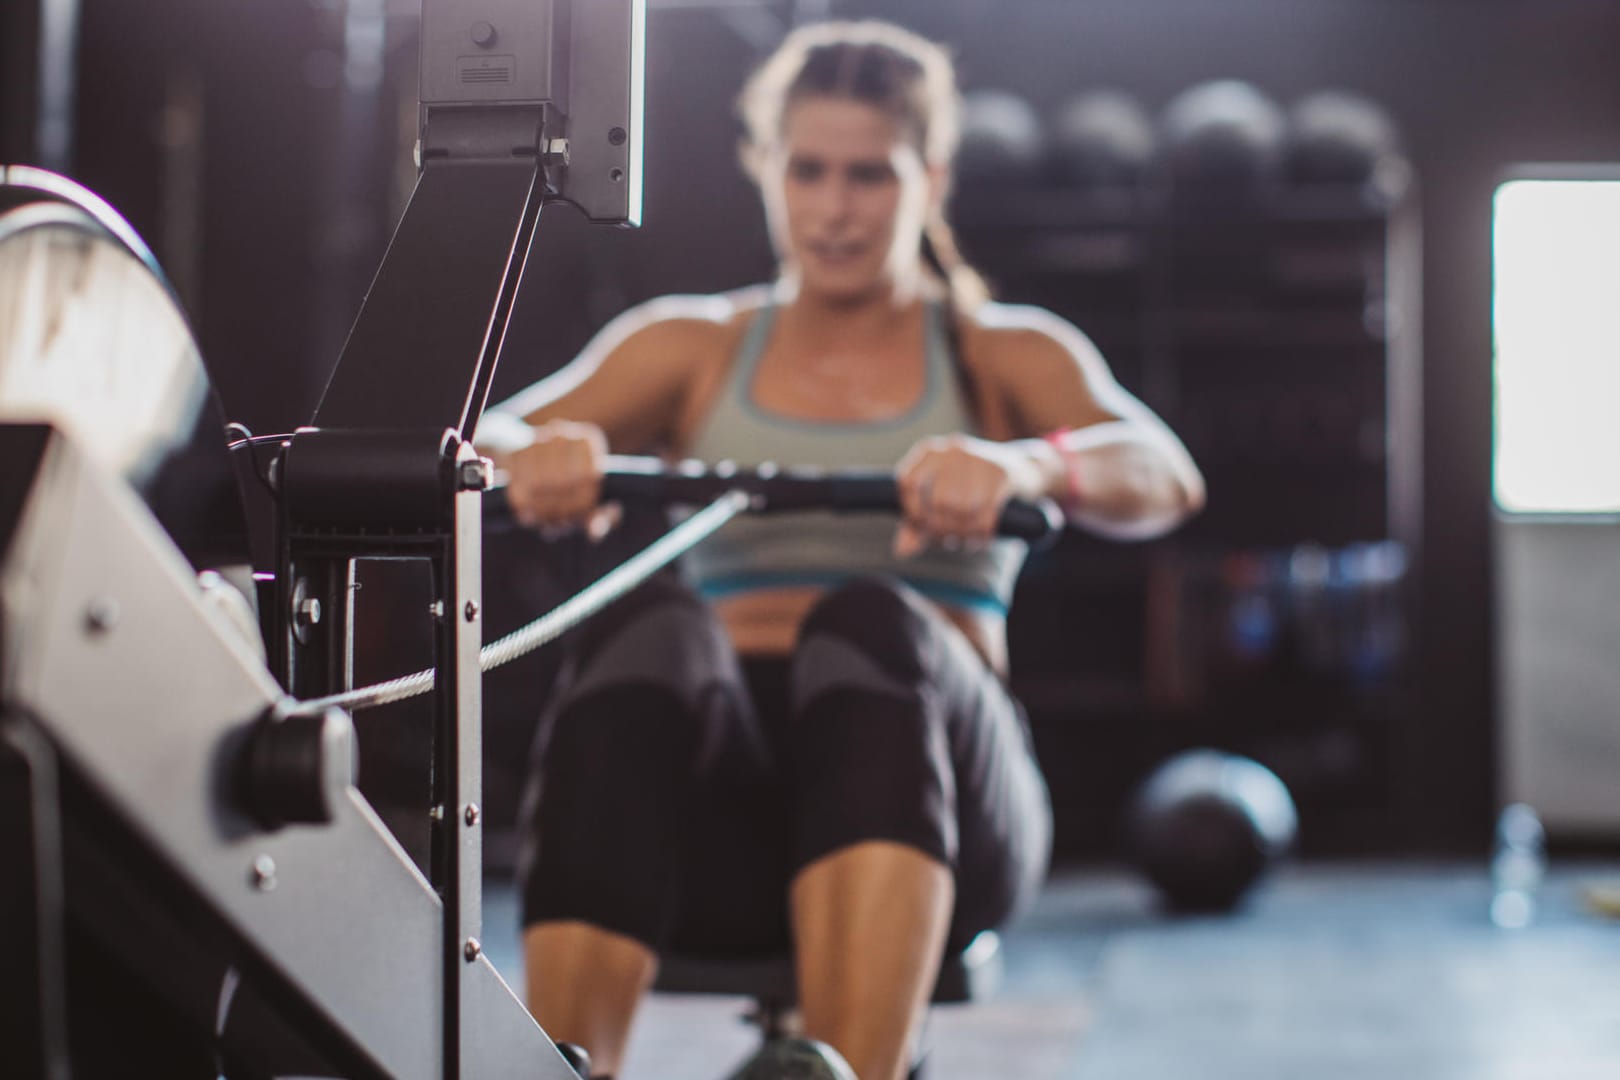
[56,0,1620,850]
[71,0,357,437]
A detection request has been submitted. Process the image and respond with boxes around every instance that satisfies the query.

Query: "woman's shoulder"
[960,300,1097,350]
[607,284,775,354]
[955,300,1109,379]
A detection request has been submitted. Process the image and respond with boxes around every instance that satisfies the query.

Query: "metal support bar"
[276,427,491,1080]
[438,440,485,1080]
[0,715,70,1080]
[311,160,545,441]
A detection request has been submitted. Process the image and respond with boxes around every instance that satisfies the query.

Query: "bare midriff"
[715,585,1009,676]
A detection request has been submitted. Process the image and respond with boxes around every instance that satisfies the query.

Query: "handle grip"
[485,456,1065,547]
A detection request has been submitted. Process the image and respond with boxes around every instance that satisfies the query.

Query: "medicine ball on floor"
[727,1038,857,1080]
[1127,748,1298,912]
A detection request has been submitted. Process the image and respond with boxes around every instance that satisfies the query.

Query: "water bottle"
[1490,802,1546,929]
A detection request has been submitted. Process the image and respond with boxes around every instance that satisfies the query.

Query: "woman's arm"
[926,304,1192,544]
[893,305,1203,555]
[976,305,1206,541]
[474,294,735,530]
[476,293,734,460]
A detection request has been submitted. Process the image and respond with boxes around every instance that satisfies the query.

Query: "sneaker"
[554,1041,590,1078]
[723,1037,858,1080]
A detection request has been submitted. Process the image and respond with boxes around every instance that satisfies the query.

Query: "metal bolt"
[85,597,120,634]
[464,803,480,826]
[608,126,627,146]
[250,854,278,892]
[464,601,479,622]
[289,578,317,645]
[464,938,482,962]
[429,600,446,619]
[470,20,497,47]
[458,458,492,492]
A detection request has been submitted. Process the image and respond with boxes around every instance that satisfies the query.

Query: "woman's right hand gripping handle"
[498,419,618,539]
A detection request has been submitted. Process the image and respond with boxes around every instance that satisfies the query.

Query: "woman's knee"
[786,577,950,782]
[562,573,736,720]
[795,576,934,690]
[782,586,956,869]
[571,573,710,670]
[528,573,738,814]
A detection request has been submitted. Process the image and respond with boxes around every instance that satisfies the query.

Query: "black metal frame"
[286,438,494,1068]
[271,99,549,1077]
[263,1,643,1071]
[273,431,487,1069]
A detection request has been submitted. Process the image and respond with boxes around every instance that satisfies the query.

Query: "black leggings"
[516,574,1051,955]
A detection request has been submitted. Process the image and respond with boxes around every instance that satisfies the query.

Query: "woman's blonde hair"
[737,20,991,311]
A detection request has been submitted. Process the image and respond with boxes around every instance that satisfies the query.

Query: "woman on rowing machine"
[479,20,1204,1080]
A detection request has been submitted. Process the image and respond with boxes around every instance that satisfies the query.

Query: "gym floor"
[483,861,1620,1079]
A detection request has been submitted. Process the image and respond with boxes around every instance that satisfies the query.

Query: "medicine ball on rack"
[1048,90,1158,188]
[1127,748,1298,912]
[1282,90,1403,187]
[957,89,1046,187]
[1160,79,1287,190]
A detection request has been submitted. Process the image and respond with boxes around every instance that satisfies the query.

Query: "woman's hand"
[894,434,1047,558]
[500,419,618,539]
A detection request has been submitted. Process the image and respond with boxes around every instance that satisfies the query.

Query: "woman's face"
[761,96,942,303]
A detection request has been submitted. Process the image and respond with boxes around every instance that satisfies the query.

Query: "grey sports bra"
[681,298,1025,613]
